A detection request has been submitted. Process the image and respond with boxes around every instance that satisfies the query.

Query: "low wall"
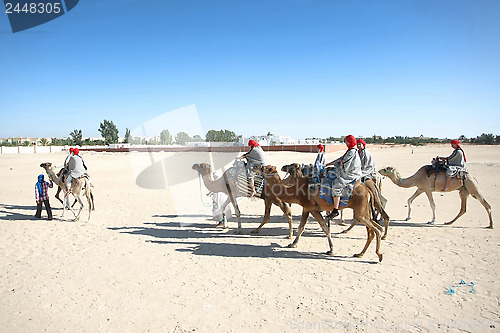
[1,146,67,154]
[79,144,348,153]
[1,144,353,154]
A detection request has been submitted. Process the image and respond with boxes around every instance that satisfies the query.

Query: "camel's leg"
[309,210,334,255]
[55,187,64,205]
[72,194,84,221]
[338,210,346,226]
[216,197,232,228]
[252,199,272,234]
[90,191,95,211]
[86,188,92,221]
[406,188,424,221]
[288,210,309,248]
[62,192,77,218]
[281,202,293,239]
[364,179,390,239]
[445,188,469,226]
[354,220,383,262]
[468,189,493,229]
[340,219,357,234]
[227,188,241,233]
[354,225,373,258]
[424,191,437,224]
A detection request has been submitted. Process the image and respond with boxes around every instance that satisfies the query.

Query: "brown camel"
[192,163,293,237]
[255,165,383,262]
[379,166,493,228]
[281,163,391,239]
[40,163,94,221]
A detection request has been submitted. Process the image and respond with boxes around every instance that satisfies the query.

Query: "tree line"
[2,120,499,147]
[326,133,500,146]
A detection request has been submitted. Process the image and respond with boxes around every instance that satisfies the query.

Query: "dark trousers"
[35,200,52,219]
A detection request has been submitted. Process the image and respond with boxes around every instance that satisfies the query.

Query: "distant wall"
[79,144,348,153]
[0,144,354,154]
[1,146,67,154]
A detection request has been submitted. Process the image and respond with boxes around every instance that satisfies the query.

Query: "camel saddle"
[227,162,264,198]
[425,159,448,177]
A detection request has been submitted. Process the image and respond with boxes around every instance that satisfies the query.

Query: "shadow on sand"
[108,218,380,264]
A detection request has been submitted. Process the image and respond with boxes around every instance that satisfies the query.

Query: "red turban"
[345,135,357,150]
[451,139,466,161]
[316,144,324,152]
[357,139,366,148]
[73,148,80,155]
[69,147,74,153]
[248,140,259,147]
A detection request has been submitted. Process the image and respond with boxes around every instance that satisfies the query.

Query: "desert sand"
[0,145,499,332]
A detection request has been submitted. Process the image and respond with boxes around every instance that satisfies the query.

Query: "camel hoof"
[353,253,363,258]
[287,243,297,248]
[381,235,387,240]
[444,221,453,225]
[378,254,383,262]
[486,226,493,229]
[250,229,259,234]
[427,221,435,225]
[286,235,292,239]
[325,250,334,255]
[405,217,411,221]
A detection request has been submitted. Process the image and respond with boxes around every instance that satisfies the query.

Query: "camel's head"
[378,166,395,176]
[192,163,211,175]
[281,163,300,173]
[253,165,277,176]
[40,162,52,169]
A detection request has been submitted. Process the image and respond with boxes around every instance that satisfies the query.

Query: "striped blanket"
[227,165,265,198]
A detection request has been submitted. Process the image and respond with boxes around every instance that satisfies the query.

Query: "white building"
[239,132,320,146]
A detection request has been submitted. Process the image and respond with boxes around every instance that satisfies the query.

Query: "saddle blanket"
[318,170,354,205]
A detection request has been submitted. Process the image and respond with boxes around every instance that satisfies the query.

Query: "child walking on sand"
[35,174,53,220]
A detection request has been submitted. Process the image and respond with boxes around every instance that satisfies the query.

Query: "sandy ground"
[0,145,499,332]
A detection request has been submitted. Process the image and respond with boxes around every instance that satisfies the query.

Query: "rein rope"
[197,172,214,208]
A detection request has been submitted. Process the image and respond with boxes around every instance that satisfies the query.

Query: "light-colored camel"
[256,165,383,262]
[53,167,94,209]
[379,166,493,228]
[281,163,391,239]
[192,163,293,237]
[40,163,93,221]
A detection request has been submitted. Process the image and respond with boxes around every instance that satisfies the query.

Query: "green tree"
[205,129,238,142]
[70,129,83,146]
[124,128,131,143]
[175,132,191,145]
[98,119,119,145]
[192,134,204,142]
[39,138,49,146]
[160,129,173,145]
[22,140,30,146]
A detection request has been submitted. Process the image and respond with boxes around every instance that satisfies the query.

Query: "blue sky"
[1,0,499,140]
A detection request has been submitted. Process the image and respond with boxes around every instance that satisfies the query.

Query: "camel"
[192,163,293,237]
[255,165,383,262]
[40,163,94,221]
[53,167,94,209]
[378,166,493,228]
[281,163,391,239]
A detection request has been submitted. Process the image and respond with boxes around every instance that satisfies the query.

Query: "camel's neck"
[264,174,306,204]
[44,167,61,185]
[199,172,226,193]
[388,171,414,188]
